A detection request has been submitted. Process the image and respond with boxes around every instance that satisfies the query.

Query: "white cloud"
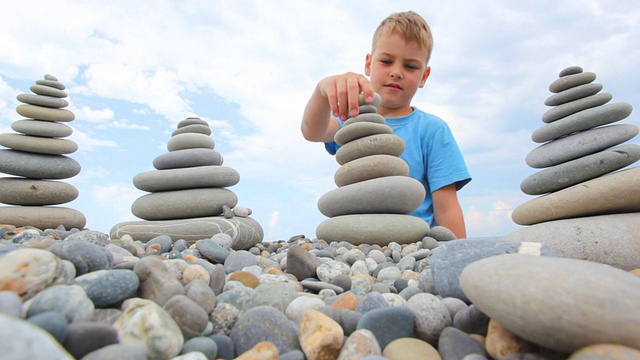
[267,211,280,238]
[465,201,519,237]
[69,126,118,151]
[91,183,143,223]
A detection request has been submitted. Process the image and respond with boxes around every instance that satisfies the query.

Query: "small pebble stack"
[0,74,85,230]
[110,117,263,247]
[507,65,640,270]
[316,93,430,246]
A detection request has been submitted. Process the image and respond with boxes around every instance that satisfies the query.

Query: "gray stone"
[532,102,633,143]
[35,79,65,90]
[44,74,58,81]
[316,214,430,246]
[334,122,393,146]
[336,134,405,165]
[110,215,264,248]
[181,337,218,359]
[172,124,212,136]
[406,293,451,346]
[544,83,602,107]
[11,118,73,137]
[0,206,86,229]
[167,133,215,151]
[429,226,457,241]
[153,148,223,170]
[64,322,119,359]
[356,306,414,349]
[65,230,110,246]
[0,313,74,359]
[81,343,148,360]
[178,117,209,128]
[505,213,640,270]
[27,311,69,343]
[513,166,640,225]
[520,144,640,195]
[430,238,555,303]
[27,284,94,323]
[163,294,209,340]
[285,244,320,281]
[17,93,69,108]
[541,92,612,123]
[438,326,488,360]
[334,155,409,187]
[548,71,596,93]
[49,240,112,275]
[358,92,382,108]
[0,133,77,154]
[30,84,67,98]
[452,304,489,335]
[558,65,583,77]
[74,269,140,308]
[0,178,78,205]
[525,124,638,168]
[0,291,23,318]
[147,234,174,253]
[344,113,386,126]
[196,239,230,263]
[0,248,71,301]
[132,188,238,220]
[318,176,424,217]
[460,253,640,353]
[133,165,239,192]
[230,306,300,355]
[0,150,80,179]
[358,104,377,114]
[16,104,75,122]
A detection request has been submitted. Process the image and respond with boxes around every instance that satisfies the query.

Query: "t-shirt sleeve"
[426,124,471,192]
[323,118,344,155]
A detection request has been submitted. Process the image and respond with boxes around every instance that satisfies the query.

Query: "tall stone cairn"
[316,93,430,246]
[505,65,640,270]
[0,74,86,230]
[110,117,264,248]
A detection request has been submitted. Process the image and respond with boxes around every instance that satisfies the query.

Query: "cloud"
[465,201,519,237]
[91,183,143,223]
[69,126,118,151]
[267,211,280,238]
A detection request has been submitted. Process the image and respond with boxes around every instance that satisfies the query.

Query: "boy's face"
[365,32,431,117]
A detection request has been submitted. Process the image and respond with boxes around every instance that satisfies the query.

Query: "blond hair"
[372,11,434,64]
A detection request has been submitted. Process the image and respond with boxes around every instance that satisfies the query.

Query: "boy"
[301,11,471,238]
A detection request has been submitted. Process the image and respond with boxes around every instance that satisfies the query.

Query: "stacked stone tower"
[316,93,430,245]
[506,65,640,270]
[110,117,263,249]
[0,74,86,230]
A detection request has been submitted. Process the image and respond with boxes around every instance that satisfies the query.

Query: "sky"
[0,1,638,241]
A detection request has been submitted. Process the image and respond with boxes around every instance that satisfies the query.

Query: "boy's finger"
[335,79,349,120]
[347,76,361,118]
[358,76,375,104]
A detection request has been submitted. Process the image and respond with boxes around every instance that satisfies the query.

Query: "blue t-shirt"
[325,108,471,227]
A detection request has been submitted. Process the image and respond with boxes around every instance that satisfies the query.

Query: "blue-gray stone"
[230,306,300,355]
[548,71,596,93]
[209,334,234,360]
[544,83,602,107]
[12,119,73,137]
[27,311,69,343]
[438,326,488,360]
[558,66,582,77]
[181,336,218,358]
[355,292,389,314]
[0,290,22,317]
[64,230,109,246]
[49,240,112,275]
[541,92,612,123]
[431,238,555,303]
[77,343,148,360]
[532,102,633,143]
[0,150,80,179]
[74,269,140,308]
[196,239,230,263]
[356,306,414,349]
[26,285,94,323]
[338,308,362,336]
[133,165,239,192]
[452,304,489,335]
[172,124,212,136]
[147,234,174,253]
[0,313,74,359]
[153,148,223,170]
[223,250,257,274]
[520,144,640,195]
[63,321,119,359]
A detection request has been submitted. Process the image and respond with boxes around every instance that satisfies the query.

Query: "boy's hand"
[318,72,375,120]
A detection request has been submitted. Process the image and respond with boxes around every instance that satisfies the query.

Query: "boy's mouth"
[385,82,402,90]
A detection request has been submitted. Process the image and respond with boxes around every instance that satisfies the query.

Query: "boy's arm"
[301,72,374,143]
[432,183,467,238]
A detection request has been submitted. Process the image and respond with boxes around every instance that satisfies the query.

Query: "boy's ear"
[365,54,372,76]
[419,66,431,88]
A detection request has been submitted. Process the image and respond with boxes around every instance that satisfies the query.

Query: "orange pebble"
[331,292,358,310]
[301,243,311,251]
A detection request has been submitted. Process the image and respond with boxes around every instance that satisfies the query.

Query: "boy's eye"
[405,64,418,70]
[380,59,392,64]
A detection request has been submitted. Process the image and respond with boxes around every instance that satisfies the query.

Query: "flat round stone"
[344,113,386,126]
[0,206,86,229]
[513,166,640,226]
[520,144,640,195]
[11,119,73,137]
[110,216,263,249]
[0,150,81,179]
[548,72,596,93]
[544,83,602,107]
[335,134,404,165]
[132,188,238,220]
[541,92,612,123]
[29,85,67,98]
[358,104,377,114]
[171,124,211,137]
[525,124,639,168]
[153,148,223,170]
[316,214,430,246]
[167,133,214,151]
[16,104,75,122]
[334,122,392,146]
[358,92,382,107]
[178,117,208,128]
[532,102,633,143]
[44,74,58,81]
[318,176,425,217]
[35,79,65,90]
[17,94,69,108]
[133,165,240,192]
[334,155,409,187]
[0,134,78,155]
[460,253,640,352]
[558,66,583,77]
[0,178,78,205]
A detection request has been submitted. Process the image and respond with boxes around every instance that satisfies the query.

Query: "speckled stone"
[337,329,381,359]
[133,165,239,192]
[0,248,71,300]
[26,284,94,323]
[334,155,409,187]
[460,254,640,353]
[335,134,405,165]
[0,150,80,179]
[299,309,344,360]
[11,119,73,137]
[334,122,393,146]
[0,178,78,205]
